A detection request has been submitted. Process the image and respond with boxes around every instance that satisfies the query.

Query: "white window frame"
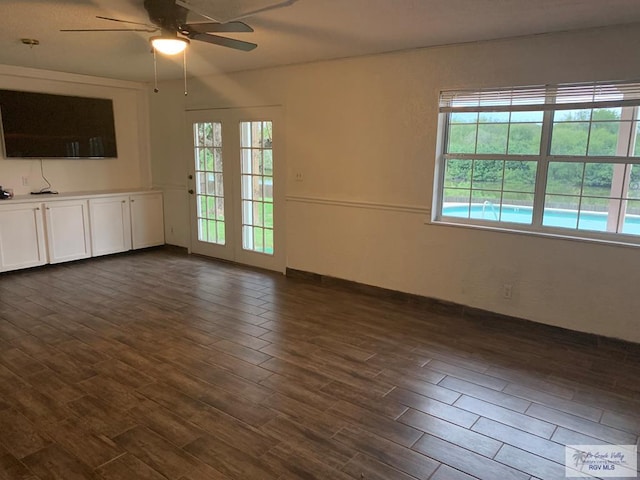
[433,80,640,246]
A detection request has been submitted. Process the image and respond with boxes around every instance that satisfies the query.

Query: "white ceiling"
[1,0,640,83]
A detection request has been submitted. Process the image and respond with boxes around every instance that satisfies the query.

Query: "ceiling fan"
[61,0,298,54]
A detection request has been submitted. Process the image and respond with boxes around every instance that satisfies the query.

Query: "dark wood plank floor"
[0,247,638,480]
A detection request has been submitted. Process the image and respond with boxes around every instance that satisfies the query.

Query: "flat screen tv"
[0,89,118,159]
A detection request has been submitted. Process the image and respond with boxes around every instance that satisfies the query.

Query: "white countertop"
[0,188,161,205]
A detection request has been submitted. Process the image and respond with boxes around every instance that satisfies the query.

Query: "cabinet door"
[130,193,165,249]
[89,196,132,256]
[0,203,47,272]
[45,200,92,264]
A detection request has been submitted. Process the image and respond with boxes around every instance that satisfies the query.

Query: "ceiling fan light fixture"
[150,35,189,55]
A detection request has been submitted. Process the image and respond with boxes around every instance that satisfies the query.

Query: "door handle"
[188,189,194,195]
[188,175,193,180]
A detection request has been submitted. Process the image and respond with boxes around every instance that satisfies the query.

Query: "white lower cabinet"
[44,200,92,264]
[89,192,164,255]
[0,202,47,272]
[130,193,165,249]
[89,196,132,256]
[0,191,164,272]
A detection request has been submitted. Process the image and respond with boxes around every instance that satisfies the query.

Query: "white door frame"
[186,106,286,273]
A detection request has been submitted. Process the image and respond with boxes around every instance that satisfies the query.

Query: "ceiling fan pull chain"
[183,49,188,96]
[153,48,159,93]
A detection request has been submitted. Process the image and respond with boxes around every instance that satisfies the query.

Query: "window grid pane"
[193,122,225,246]
[442,158,537,224]
[240,121,274,255]
[543,162,631,234]
[448,111,542,156]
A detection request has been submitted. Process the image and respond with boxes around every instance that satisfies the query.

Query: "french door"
[187,107,284,272]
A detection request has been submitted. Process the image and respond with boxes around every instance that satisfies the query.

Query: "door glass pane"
[193,122,225,245]
[240,121,274,255]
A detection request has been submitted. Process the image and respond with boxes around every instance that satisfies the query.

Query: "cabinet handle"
[35,207,40,211]
[131,199,135,202]
[188,174,193,180]
[122,200,126,203]
[188,189,194,195]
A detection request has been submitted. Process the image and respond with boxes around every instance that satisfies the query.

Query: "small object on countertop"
[30,190,57,195]
[0,186,13,199]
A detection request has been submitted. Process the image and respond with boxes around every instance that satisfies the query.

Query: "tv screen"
[0,89,118,159]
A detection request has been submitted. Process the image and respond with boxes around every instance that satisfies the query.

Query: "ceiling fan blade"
[96,16,156,28]
[189,33,257,51]
[60,28,157,32]
[176,0,298,23]
[182,21,253,34]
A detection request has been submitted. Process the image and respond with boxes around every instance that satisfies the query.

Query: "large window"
[435,81,640,243]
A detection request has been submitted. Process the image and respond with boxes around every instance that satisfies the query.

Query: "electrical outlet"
[503,284,513,300]
[294,172,303,182]
[21,176,28,186]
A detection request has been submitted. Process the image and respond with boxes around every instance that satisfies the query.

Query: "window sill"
[427,217,640,249]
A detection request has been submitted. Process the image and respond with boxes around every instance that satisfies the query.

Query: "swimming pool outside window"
[434,81,640,243]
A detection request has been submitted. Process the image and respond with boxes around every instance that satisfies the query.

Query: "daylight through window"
[435,81,640,243]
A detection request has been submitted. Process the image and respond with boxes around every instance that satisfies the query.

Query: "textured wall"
[150,24,640,343]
